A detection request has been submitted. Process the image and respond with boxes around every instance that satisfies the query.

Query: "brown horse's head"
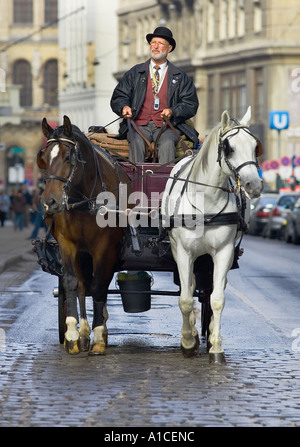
[38,116,82,215]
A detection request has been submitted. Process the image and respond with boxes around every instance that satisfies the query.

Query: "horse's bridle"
[217,123,261,182]
[43,135,110,212]
[44,137,80,185]
[43,137,87,209]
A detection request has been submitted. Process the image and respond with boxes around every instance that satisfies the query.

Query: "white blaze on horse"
[161,106,263,364]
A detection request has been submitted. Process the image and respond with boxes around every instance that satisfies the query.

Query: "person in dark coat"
[11,188,27,231]
[110,27,199,163]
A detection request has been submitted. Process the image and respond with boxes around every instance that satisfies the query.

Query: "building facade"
[58,0,119,134]
[116,0,300,185]
[0,0,58,190]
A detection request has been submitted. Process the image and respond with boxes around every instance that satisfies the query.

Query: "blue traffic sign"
[269,111,289,130]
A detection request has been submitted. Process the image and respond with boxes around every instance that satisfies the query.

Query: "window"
[44,60,58,106]
[0,68,5,92]
[207,0,215,42]
[13,0,33,24]
[219,0,228,40]
[13,60,32,107]
[237,1,245,37]
[254,67,264,122]
[221,71,246,118]
[121,22,130,62]
[136,20,143,57]
[254,0,262,33]
[228,0,237,39]
[207,75,215,127]
[45,0,58,23]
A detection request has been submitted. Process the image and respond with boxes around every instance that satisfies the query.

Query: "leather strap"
[129,119,157,160]
[163,116,192,153]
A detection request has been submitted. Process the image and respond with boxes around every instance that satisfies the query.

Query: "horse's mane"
[194,122,221,172]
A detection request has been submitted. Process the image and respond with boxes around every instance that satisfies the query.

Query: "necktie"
[154,65,160,82]
[152,65,160,97]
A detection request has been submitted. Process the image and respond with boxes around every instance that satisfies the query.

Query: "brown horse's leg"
[78,291,90,352]
[88,235,121,355]
[63,272,81,354]
[89,298,108,355]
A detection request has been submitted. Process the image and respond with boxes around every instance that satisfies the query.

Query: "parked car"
[263,192,300,239]
[283,196,300,244]
[248,193,278,235]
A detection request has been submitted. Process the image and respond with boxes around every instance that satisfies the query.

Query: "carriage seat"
[86,130,194,162]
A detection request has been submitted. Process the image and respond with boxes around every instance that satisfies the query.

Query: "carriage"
[32,107,262,363]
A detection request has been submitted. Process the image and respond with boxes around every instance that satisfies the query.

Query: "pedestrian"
[110,26,199,163]
[22,182,32,227]
[29,184,47,239]
[10,188,27,231]
[0,188,11,227]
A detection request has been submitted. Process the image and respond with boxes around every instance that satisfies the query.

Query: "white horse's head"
[218,106,263,198]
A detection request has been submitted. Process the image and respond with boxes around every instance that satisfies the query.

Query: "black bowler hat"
[146,27,176,52]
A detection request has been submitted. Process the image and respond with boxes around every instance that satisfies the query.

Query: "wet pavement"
[0,223,300,428]
[0,268,299,428]
[0,341,299,428]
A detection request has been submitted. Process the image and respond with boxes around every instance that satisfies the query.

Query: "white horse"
[161,107,263,364]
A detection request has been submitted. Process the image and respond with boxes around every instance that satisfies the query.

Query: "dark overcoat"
[110,59,199,146]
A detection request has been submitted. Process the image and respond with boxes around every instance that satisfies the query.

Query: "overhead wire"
[0,6,85,53]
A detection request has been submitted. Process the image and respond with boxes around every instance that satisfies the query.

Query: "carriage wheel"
[58,276,67,344]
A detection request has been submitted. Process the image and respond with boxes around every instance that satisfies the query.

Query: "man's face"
[150,38,172,62]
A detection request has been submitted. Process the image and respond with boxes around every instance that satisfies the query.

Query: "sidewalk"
[0,220,38,273]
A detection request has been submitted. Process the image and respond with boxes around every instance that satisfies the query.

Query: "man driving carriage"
[110,27,199,163]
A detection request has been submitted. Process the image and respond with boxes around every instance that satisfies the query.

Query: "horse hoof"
[209,352,226,365]
[64,338,80,355]
[181,334,200,358]
[181,342,199,357]
[79,336,90,352]
[88,342,106,356]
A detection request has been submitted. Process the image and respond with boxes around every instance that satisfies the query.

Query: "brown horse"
[37,116,130,355]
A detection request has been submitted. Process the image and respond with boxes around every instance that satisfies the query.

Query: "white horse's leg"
[64,316,80,354]
[173,239,199,356]
[209,247,234,364]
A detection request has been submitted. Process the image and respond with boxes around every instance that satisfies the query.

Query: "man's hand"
[122,106,132,118]
[161,108,173,119]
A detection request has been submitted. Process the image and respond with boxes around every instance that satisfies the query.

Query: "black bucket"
[117,272,151,313]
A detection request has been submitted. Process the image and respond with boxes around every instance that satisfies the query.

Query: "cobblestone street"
[0,340,299,427]
[0,227,300,428]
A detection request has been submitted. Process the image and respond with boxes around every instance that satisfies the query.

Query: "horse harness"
[165,122,262,231]
[43,122,261,231]
[43,136,123,213]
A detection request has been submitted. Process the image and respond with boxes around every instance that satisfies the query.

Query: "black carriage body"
[118,162,176,273]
